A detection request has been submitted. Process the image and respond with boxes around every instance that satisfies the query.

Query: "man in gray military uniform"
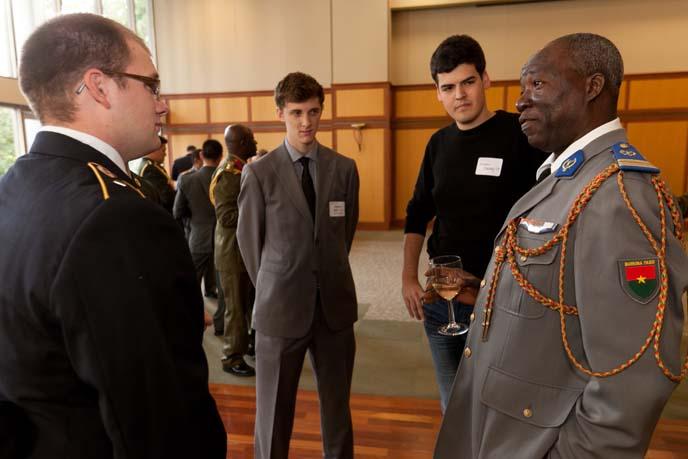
[434,33,688,458]
[210,124,257,376]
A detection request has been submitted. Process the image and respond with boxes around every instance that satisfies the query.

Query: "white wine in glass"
[429,255,468,336]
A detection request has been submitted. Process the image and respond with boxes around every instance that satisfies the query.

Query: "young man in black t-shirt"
[401,35,547,412]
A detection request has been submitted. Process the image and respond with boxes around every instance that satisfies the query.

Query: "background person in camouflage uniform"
[210,124,257,376]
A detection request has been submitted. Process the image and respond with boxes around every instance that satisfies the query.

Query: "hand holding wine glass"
[428,255,471,336]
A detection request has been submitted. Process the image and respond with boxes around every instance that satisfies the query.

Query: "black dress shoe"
[222,357,255,377]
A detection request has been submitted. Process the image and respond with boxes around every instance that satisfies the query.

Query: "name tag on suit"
[475,157,503,177]
[329,201,345,217]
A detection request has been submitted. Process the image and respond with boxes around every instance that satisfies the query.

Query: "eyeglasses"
[75,71,161,99]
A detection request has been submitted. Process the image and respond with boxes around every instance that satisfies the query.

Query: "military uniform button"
[463,347,472,358]
[520,255,528,262]
[480,279,486,288]
[523,408,533,418]
[470,312,475,322]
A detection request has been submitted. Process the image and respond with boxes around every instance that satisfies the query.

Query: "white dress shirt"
[40,125,130,177]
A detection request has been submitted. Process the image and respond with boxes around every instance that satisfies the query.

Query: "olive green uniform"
[210,154,254,360]
[139,157,175,213]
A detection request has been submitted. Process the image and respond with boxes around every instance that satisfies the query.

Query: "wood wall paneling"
[618,80,628,111]
[168,98,207,124]
[168,133,210,164]
[626,121,688,194]
[628,77,688,110]
[336,128,387,223]
[393,128,435,221]
[253,131,287,153]
[209,97,249,123]
[250,95,278,122]
[335,88,386,118]
[485,85,505,111]
[322,93,333,120]
[505,84,521,113]
[394,89,445,118]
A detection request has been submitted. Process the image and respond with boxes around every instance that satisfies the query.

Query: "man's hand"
[402,276,425,320]
[424,267,481,306]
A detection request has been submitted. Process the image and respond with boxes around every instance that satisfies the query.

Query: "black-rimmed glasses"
[75,71,161,99]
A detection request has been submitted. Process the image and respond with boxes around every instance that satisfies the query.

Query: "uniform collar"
[536,118,622,180]
[40,125,130,177]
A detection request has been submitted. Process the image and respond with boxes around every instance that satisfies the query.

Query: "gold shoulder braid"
[86,162,145,200]
[481,161,686,382]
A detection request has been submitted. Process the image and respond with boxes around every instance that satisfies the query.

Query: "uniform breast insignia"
[519,217,558,234]
[554,150,585,179]
[618,258,659,304]
[612,142,660,173]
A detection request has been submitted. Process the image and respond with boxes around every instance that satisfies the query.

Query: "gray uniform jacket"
[434,129,688,459]
[174,166,216,254]
[237,143,359,338]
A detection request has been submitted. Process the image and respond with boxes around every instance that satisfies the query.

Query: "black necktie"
[299,157,316,219]
[537,167,552,184]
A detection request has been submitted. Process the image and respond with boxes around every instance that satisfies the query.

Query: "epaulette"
[612,142,660,174]
[223,158,243,175]
[86,162,145,200]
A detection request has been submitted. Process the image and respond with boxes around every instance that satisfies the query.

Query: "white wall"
[391,0,688,85]
[154,0,333,93]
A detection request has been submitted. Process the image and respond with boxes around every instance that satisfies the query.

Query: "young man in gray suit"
[434,33,688,458]
[237,72,359,459]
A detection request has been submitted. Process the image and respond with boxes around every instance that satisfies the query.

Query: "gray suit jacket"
[237,143,359,338]
[173,166,217,254]
[434,129,688,458]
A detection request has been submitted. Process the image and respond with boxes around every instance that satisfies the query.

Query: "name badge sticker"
[475,157,503,177]
[329,201,345,217]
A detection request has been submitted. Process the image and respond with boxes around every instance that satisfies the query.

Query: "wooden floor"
[211,384,688,459]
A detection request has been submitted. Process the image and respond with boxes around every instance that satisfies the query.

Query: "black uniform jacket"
[0,132,226,459]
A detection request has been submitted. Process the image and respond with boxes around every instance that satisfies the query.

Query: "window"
[0,106,19,175]
[0,0,15,77]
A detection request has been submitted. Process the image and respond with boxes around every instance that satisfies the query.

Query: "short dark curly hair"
[274,72,324,109]
[430,35,486,84]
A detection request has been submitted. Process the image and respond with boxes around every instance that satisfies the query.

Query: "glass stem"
[447,298,457,325]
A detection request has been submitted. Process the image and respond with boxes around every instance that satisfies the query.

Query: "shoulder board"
[612,142,660,174]
[86,162,145,200]
[223,158,243,175]
[139,159,152,176]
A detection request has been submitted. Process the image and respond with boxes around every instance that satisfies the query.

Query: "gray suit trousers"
[254,299,355,459]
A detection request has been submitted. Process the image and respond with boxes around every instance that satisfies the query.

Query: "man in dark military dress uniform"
[0,14,226,459]
[434,33,688,459]
[210,124,257,376]
[139,135,176,212]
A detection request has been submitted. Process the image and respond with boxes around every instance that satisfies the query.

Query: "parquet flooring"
[210,384,688,459]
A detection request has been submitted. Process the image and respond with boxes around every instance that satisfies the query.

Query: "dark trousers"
[254,301,355,459]
[191,251,216,296]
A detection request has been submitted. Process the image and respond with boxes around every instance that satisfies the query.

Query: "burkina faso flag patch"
[618,258,659,304]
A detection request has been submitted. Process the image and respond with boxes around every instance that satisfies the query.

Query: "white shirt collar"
[535,118,623,180]
[40,126,130,177]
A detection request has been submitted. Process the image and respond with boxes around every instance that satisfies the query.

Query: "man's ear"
[482,71,491,90]
[276,107,285,122]
[586,73,605,102]
[80,69,112,109]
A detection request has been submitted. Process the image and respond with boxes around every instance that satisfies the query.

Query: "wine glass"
[430,255,469,336]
